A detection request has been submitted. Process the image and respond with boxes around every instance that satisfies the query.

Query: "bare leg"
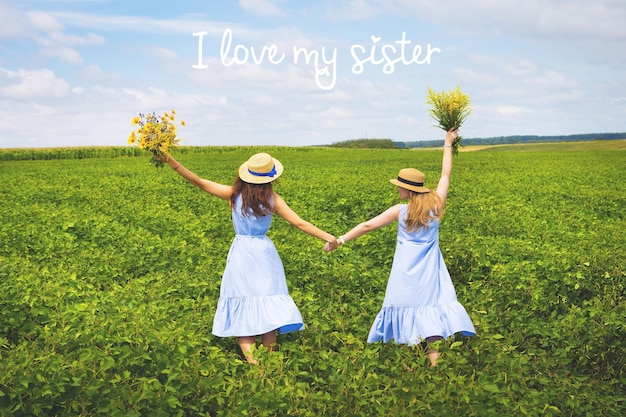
[261,330,277,351]
[238,336,258,364]
[425,336,443,367]
[426,348,440,367]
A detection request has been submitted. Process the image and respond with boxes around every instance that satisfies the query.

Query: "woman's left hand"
[324,239,339,252]
[153,153,169,163]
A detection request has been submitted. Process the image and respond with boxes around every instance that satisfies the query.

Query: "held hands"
[324,234,347,252]
[324,238,340,252]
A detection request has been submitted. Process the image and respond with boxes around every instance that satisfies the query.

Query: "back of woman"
[397,204,440,244]
[230,193,273,236]
[329,128,475,367]
[155,151,338,364]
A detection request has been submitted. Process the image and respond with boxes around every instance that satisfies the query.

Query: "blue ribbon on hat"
[248,165,277,177]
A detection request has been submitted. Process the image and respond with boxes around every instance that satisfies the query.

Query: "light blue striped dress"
[212,194,304,337]
[367,204,475,345]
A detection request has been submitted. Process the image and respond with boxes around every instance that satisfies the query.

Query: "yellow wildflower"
[426,85,472,155]
[128,110,186,168]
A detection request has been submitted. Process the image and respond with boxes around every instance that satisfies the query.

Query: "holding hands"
[324,240,338,252]
[324,128,460,253]
[324,239,339,252]
[325,235,345,252]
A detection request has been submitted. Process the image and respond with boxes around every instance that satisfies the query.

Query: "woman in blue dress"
[157,152,339,363]
[326,128,475,366]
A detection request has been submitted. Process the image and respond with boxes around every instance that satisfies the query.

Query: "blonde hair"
[405,190,444,231]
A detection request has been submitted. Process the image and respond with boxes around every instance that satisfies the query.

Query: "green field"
[1,142,624,416]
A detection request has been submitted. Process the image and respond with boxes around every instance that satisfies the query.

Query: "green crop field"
[1,142,624,416]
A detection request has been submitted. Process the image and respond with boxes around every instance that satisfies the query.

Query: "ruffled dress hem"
[367,302,476,346]
[212,294,305,337]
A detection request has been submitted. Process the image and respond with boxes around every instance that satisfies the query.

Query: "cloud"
[26,10,65,32]
[0,0,30,38]
[324,0,387,20]
[524,70,578,90]
[45,31,106,47]
[496,105,531,116]
[239,0,289,18]
[79,64,108,83]
[187,56,294,90]
[499,0,626,40]
[327,0,626,40]
[152,47,180,61]
[0,1,624,149]
[10,9,105,66]
[0,67,71,100]
[50,11,236,36]
[40,46,83,64]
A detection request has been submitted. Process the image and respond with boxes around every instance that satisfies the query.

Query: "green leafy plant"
[0,144,624,416]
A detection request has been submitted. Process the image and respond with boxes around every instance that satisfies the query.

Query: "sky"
[0,0,625,148]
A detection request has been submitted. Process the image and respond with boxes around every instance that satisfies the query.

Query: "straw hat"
[390,168,430,193]
[238,153,284,184]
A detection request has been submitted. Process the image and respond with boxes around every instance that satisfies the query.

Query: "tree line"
[329,132,626,149]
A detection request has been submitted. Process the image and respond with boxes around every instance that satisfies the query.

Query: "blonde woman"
[157,152,338,363]
[327,129,475,366]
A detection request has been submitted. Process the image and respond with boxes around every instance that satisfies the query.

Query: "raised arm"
[157,155,232,200]
[273,193,339,248]
[435,128,459,207]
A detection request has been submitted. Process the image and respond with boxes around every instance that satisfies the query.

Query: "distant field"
[1,145,624,416]
[460,139,626,152]
[1,139,625,160]
[400,139,626,152]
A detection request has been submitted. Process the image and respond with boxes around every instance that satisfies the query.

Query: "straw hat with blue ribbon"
[238,153,284,184]
[390,168,430,193]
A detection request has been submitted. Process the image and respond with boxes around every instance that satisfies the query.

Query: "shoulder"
[380,204,402,215]
[390,204,404,213]
[199,180,233,200]
[272,192,284,205]
[378,204,402,221]
[271,192,289,213]
[361,204,400,229]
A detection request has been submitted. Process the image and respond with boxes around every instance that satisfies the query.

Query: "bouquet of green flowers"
[426,85,472,155]
[128,110,185,168]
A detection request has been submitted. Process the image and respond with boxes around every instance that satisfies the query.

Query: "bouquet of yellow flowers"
[128,110,185,168]
[426,85,472,155]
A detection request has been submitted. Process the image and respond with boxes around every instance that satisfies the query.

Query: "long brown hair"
[230,177,275,217]
[405,190,444,231]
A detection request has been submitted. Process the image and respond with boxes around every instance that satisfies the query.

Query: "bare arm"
[435,128,459,207]
[334,204,401,248]
[273,193,339,248]
[157,155,232,200]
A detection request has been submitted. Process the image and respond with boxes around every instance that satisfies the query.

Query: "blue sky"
[1,0,625,148]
